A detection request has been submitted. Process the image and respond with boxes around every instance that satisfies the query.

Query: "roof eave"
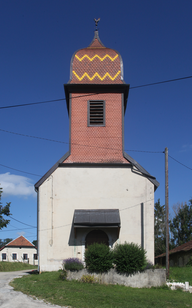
[34,151,70,190]
[64,83,129,115]
[123,152,160,191]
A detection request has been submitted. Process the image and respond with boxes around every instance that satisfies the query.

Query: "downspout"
[36,187,40,273]
[50,175,53,247]
[141,203,144,249]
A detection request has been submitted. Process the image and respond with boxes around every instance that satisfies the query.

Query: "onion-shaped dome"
[69,31,124,84]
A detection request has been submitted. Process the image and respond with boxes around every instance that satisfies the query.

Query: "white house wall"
[1,246,38,265]
[38,167,154,272]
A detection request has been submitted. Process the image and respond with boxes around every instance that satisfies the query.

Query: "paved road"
[0,270,67,308]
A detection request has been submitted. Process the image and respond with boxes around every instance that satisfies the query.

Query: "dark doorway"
[85,230,109,248]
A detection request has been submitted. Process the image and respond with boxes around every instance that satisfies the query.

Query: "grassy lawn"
[10,270,192,308]
[0,261,37,272]
[169,266,192,285]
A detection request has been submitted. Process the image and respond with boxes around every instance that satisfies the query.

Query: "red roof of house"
[155,240,192,258]
[5,236,35,248]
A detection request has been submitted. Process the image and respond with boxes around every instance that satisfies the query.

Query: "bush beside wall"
[85,243,113,273]
[113,242,147,274]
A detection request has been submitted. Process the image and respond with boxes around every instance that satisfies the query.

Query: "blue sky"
[0,0,192,242]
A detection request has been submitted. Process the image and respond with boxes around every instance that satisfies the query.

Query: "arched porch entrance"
[85,230,109,248]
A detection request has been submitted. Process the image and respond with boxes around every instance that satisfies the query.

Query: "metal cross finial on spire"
[94,18,100,31]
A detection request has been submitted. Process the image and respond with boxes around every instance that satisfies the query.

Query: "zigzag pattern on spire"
[75,54,118,62]
[72,70,121,81]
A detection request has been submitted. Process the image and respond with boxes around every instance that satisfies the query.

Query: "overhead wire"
[0,128,163,153]
[10,216,36,228]
[0,135,191,175]
[2,199,153,233]
[0,163,42,177]
[129,75,192,89]
[9,223,36,235]
[0,75,191,178]
[0,93,99,110]
[168,155,192,171]
[1,227,36,232]
[0,74,192,110]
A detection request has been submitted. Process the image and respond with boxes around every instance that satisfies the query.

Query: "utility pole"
[165,147,169,278]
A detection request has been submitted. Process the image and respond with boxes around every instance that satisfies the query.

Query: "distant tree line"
[0,187,11,230]
[155,198,192,256]
[0,238,13,248]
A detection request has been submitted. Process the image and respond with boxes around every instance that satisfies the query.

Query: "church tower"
[64,28,129,163]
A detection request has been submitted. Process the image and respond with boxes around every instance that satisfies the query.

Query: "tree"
[0,188,11,230]
[0,238,13,248]
[154,199,166,256]
[32,240,37,247]
[170,199,192,247]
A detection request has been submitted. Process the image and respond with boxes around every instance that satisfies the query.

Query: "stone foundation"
[66,268,166,288]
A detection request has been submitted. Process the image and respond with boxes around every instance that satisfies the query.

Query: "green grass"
[10,270,192,308]
[169,266,192,285]
[0,261,37,272]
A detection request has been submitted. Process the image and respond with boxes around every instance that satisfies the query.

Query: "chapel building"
[35,28,159,272]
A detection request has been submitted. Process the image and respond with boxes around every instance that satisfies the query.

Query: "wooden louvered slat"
[89,101,104,125]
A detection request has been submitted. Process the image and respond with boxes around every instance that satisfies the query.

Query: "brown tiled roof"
[155,240,192,258]
[6,236,35,247]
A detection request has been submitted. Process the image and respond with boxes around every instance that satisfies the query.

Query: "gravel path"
[0,270,67,308]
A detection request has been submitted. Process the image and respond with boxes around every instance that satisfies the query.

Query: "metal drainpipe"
[37,188,40,273]
[50,175,53,247]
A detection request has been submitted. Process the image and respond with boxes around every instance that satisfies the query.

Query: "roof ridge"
[6,235,34,247]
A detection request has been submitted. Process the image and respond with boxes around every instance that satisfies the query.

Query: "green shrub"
[113,242,146,274]
[59,269,67,280]
[63,258,84,271]
[153,263,163,269]
[186,257,192,266]
[143,260,154,270]
[85,243,113,273]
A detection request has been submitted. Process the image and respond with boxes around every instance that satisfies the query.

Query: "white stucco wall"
[1,246,38,265]
[38,166,155,272]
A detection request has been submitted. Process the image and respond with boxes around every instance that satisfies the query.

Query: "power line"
[0,98,65,110]
[0,128,66,144]
[24,235,37,239]
[0,74,192,110]
[0,93,98,110]
[10,216,36,228]
[0,163,42,177]
[0,133,191,174]
[126,149,162,154]
[120,198,154,212]
[0,128,163,154]
[130,75,192,89]
[2,200,152,234]
[1,227,35,232]
[168,154,192,171]
[9,223,36,235]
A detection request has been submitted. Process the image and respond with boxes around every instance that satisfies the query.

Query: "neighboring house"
[35,29,159,272]
[0,236,38,265]
[155,240,192,267]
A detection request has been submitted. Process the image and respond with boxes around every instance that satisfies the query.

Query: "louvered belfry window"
[88,101,105,126]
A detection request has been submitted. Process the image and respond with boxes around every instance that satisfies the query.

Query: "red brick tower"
[64,30,129,163]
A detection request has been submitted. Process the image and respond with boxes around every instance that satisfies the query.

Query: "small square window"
[2,253,6,260]
[88,101,105,126]
[12,253,17,260]
[23,253,28,260]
